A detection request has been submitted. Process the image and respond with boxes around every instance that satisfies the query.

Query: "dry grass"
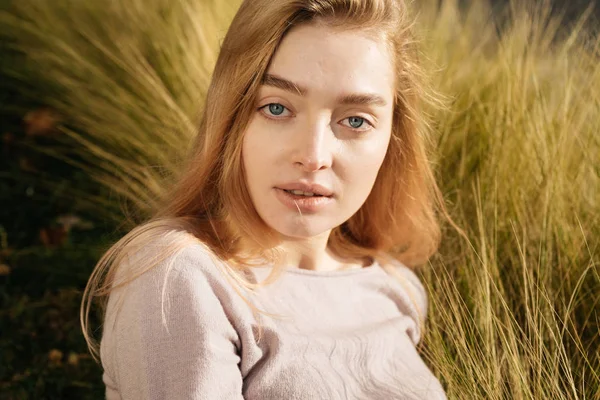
[416,1,599,398]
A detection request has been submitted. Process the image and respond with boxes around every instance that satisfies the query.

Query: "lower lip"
[274,188,334,213]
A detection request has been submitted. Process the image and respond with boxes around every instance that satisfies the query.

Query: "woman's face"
[242,23,395,239]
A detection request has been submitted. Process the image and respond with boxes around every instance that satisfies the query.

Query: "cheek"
[336,140,390,210]
[242,124,262,170]
[347,159,384,192]
[241,131,258,188]
[242,126,274,190]
[344,137,390,183]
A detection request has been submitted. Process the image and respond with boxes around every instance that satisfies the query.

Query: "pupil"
[269,104,284,115]
[349,117,364,128]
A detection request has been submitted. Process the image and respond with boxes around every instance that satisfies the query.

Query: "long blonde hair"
[81,0,452,361]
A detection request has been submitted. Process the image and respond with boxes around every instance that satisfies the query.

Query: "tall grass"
[1,0,598,398]
[0,0,239,223]
[415,1,599,398]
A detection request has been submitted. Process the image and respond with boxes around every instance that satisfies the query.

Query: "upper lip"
[276,181,334,197]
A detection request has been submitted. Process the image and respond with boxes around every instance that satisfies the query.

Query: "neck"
[275,230,364,271]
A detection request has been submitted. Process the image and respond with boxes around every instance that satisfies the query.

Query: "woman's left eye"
[341,116,372,131]
[260,103,291,117]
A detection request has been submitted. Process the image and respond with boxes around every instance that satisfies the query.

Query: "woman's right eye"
[259,103,291,118]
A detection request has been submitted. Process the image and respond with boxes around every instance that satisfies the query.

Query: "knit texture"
[100,241,447,399]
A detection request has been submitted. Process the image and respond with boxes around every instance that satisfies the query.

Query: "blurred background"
[0,0,598,399]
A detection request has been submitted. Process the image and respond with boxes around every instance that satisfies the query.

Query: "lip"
[275,181,334,197]
[274,188,334,213]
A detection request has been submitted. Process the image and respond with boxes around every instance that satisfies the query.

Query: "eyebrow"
[261,73,388,107]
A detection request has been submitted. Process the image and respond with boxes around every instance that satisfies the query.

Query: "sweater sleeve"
[385,260,429,346]
[100,246,245,400]
[394,262,428,324]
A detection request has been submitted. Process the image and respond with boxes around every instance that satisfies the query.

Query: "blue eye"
[264,103,286,116]
[347,116,365,129]
[342,116,373,131]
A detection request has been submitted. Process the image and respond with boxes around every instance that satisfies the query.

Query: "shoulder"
[99,233,245,397]
[104,232,240,332]
[389,260,428,314]
[380,259,429,344]
[102,232,240,340]
[112,232,228,290]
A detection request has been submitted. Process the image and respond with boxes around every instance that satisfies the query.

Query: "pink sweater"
[100,242,447,399]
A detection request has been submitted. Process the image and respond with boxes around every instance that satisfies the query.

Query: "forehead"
[265,23,396,102]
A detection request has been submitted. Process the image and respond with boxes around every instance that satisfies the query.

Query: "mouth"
[281,189,327,198]
[275,181,334,197]
[274,187,334,212]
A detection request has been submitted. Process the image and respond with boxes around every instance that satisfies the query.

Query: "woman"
[81,0,450,398]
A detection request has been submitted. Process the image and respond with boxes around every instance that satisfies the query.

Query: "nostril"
[295,157,329,172]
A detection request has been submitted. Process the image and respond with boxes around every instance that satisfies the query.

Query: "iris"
[348,116,364,128]
[268,103,285,115]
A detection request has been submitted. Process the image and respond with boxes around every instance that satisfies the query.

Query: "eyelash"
[258,103,374,132]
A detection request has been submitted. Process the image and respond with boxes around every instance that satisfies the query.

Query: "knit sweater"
[99,241,447,399]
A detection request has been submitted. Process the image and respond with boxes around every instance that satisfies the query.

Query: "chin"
[269,216,336,239]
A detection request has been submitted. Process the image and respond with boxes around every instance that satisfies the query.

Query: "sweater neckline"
[262,258,381,277]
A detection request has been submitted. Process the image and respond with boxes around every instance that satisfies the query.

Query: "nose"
[291,118,333,172]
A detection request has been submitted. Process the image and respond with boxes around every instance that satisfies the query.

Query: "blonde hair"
[81,0,454,361]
